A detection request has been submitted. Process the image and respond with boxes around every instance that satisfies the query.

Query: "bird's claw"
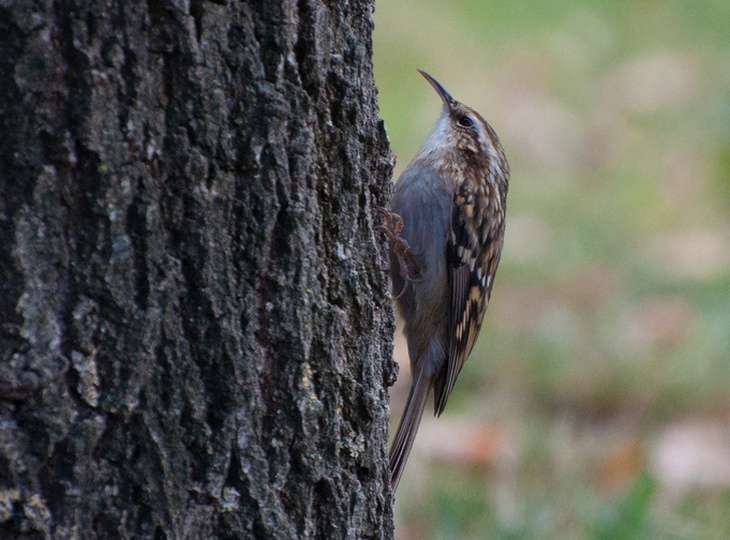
[377,207,422,283]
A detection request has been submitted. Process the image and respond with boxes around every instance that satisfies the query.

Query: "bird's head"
[416,70,507,182]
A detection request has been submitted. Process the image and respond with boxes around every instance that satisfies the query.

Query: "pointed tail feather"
[389,368,431,491]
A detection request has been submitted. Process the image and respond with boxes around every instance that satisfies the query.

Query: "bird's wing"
[434,181,504,416]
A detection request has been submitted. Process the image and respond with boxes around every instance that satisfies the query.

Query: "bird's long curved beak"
[418,69,455,107]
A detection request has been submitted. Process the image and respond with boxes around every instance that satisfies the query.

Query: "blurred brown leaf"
[597,439,644,492]
[602,51,701,115]
[418,420,504,467]
[624,296,694,353]
[648,229,730,280]
[559,264,620,313]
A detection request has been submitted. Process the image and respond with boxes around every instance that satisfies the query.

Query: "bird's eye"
[457,115,474,128]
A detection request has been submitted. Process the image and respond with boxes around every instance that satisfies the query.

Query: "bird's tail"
[389,367,431,491]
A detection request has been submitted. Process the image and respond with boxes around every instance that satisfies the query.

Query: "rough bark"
[0,1,395,538]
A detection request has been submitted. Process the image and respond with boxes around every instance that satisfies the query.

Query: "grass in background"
[375,1,730,538]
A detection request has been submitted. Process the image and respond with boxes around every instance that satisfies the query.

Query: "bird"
[383,70,510,491]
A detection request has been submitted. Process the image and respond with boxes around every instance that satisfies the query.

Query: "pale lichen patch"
[71,349,100,407]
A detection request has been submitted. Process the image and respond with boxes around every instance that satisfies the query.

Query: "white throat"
[418,113,451,160]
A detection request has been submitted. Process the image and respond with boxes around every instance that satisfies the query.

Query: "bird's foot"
[377,208,422,283]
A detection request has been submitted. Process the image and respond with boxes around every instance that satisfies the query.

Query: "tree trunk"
[0,1,395,538]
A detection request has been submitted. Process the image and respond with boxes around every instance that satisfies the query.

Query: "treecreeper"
[382,70,510,491]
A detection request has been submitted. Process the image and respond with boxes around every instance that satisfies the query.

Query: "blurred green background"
[374,1,730,538]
